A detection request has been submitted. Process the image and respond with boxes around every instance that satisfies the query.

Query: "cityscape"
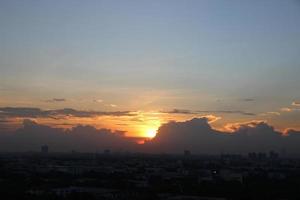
[1,147,300,199]
[1,0,300,199]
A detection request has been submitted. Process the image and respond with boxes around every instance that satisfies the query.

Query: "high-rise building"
[184,150,191,156]
[41,145,49,154]
[103,149,111,155]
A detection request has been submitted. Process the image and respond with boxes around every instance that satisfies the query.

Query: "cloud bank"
[145,118,300,154]
[0,107,135,118]
[45,98,66,102]
[0,115,300,154]
[0,119,135,152]
[162,109,255,116]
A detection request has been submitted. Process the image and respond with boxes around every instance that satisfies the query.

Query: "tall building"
[41,145,49,154]
[184,150,191,156]
[103,149,111,155]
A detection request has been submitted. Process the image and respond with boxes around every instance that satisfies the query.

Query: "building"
[41,145,49,154]
[103,149,111,155]
[184,150,191,156]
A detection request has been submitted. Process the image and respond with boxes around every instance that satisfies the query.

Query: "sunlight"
[145,127,157,138]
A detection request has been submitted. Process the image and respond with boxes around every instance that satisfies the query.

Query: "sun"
[145,128,157,138]
[136,116,161,138]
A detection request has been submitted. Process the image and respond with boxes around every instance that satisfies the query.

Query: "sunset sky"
[1,0,300,141]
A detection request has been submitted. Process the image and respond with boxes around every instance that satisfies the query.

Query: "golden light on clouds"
[132,112,162,138]
[23,110,222,138]
[7,106,298,139]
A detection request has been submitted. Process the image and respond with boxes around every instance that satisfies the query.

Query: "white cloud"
[292,101,300,106]
[281,107,292,112]
[94,99,103,103]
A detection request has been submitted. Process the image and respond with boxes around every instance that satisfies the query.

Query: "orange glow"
[3,110,234,138]
[136,115,161,138]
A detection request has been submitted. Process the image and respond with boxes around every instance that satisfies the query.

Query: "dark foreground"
[1,152,300,200]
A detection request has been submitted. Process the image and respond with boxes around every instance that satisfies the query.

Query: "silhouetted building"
[258,152,267,160]
[248,152,268,160]
[281,148,286,158]
[41,145,48,154]
[269,151,279,159]
[248,152,257,159]
[104,149,111,155]
[184,150,191,156]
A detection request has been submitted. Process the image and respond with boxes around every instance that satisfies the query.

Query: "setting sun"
[145,128,157,138]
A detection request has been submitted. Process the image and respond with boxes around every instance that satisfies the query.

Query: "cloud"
[53,108,131,117]
[162,109,255,116]
[0,107,48,118]
[203,115,221,123]
[144,118,300,154]
[280,129,300,153]
[0,119,136,152]
[279,107,300,113]
[45,98,66,102]
[268,112,280,116]
[161,109,194,114]
[224,120,268,132]
[1,116,300,154]
[260,112,281,116]
[0,116,11,123]
[0,107,135,119]
[197,110,256,116]
[292,101,300,106]
[284,129,300,136]
[281,107,292,112]
[143,118,228,153]
[93,99,103,103]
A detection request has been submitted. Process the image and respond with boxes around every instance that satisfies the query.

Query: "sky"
[0,0,300,150]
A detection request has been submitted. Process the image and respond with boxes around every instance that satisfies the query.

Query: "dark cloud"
[45,98,66,103]
[0,116,10,123]
[0,107,135,118]
[145,118,227,154]
[0,119,135,152]
[0,107,47,118]
[1,117,300,154]
[197,110,255,116]
[52,108,134,118]
[161,109,194,114]
[285,129,300,135]
[0,117,16,131]
[144,118,300,154]
[161,109,255,116]
[279,129,300,154]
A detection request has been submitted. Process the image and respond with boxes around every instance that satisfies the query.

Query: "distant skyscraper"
[104,149,111,155]
[41,145,49,154]
[184,150,191,156]
[269,151,279,159]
